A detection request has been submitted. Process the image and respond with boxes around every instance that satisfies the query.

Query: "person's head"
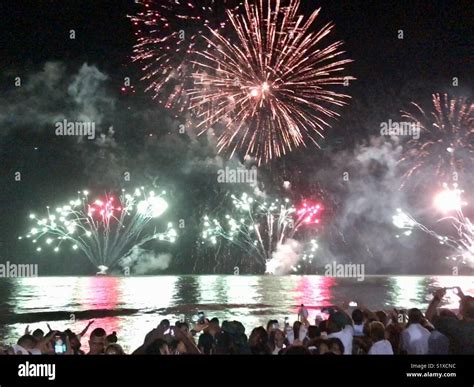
[375,311,388,326]
[220,320,230,331]
[249,326,267,345]
[208,324,219,337]
[105,332,118,346]
[266,319,279,333]
[232,320,246,335]
[408,308,424,325]
[1,344,15,355]
[214,330,231,355]
[269,328,285,348]
[224,327,245,354]
[275,328,285,343]
[104,343,124,355]
[307,325,320,339]
[249,327,269,354]
[88,328,106,354]
[17,334,37,350]
[352,309,364,325]
[210,317,220,327]
[327,338,344,355]
[459,296,474,321]
[292,321,302,338]
[145,339,169,355]
[167,339,179,354]
[369,321,386,343]
[317,340,330,355]
[176,322,190,334]
[64,330,81,352]
[327,312,346,333]
[363,321,371,336]
[385,323,403,354]
[32,329,44,340]
[318,320,328,333]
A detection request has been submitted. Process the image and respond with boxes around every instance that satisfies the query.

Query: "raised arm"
[425,288,446,322]
[78,320,94,338]
[37,330,58,354]
[172,326,201,354]
[132,322,167,354]
[357,302,378,321]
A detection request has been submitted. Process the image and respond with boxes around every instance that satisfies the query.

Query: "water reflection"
[0,278,15,340]
[0,275,473,353]
[292,275,335,311]
[225,275,259,305]
[173,275,201,309]
[388,276,426,309]
[13,277,78,314]
[76,277,122,342]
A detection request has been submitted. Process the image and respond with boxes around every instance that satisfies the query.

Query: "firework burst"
[189,0,354,164]
[296,200,323,225]
[20,188,177,273]
[433,183,466,213]
[393,185,473,266]
[201,192,322,272]
[399,94,474,187]
[130,0,239,112]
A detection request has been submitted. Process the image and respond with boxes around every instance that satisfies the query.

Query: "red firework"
[88,197,122,223]
[296,201,323,225]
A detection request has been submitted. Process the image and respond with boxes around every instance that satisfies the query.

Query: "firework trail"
[189,0,354,164]
[399,94,474,187]
[19,188,177,273]
[445,211,474,265]
[130,0,239,112]
[201,192,322,272]
[393,185,473,266]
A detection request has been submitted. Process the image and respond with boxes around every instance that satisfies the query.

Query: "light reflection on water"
[0,275,472,353]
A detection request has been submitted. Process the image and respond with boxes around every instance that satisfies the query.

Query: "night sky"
[0,0,473,275]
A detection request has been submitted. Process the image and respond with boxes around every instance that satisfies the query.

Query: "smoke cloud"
[119,247,172,274]
[0,62,114,132]
[265,239,302,275]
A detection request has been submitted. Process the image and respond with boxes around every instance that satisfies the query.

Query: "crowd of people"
[1,286,473,355]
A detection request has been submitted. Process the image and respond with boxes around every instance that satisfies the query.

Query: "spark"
[20,187,177,273]
[399,94,474,187]
[394,190,474,266]
[130,0,239,112]
[202,193,322,270]
[433,183,466,213]
[190,0,353,164]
